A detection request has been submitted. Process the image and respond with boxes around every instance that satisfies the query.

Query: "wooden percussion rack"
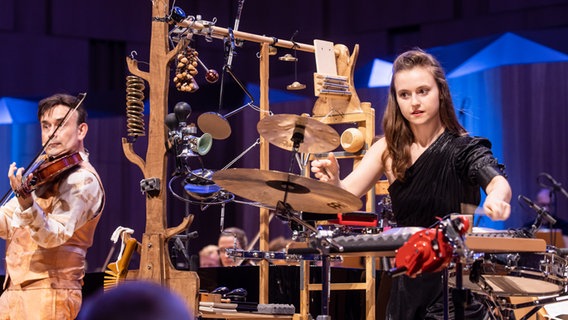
[120,2,377,319]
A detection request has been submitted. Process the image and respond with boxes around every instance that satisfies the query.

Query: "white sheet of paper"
[314,39,336,76]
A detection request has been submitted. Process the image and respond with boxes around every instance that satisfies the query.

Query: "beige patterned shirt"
[0,152,105,287]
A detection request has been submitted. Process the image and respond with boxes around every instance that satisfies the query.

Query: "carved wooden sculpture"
[120,0,199,314]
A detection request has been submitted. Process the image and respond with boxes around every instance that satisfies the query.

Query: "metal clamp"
[140,178,161,193]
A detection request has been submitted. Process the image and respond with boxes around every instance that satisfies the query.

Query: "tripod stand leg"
[443,269,449,320]
[316,254,332,320]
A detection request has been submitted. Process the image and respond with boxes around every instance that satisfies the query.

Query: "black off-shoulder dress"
[386,130,505,320]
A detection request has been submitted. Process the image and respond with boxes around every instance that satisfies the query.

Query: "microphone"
[173,237,190,264]
[226,0,245,69]
[518,195,557,225]
[233,0,245,33]
[184,231,199,240]
[172,230,199,266]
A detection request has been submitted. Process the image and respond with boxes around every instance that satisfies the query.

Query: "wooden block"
[200,293,222,303]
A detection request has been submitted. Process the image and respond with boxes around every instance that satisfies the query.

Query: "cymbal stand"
[274,201,343,320]
[309,232,343,320]
[447,260,466,320]
[443,217,471,320]
[285,122,307,175]
[273,123,343,319]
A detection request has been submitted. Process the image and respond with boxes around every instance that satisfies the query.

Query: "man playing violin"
[0,93,105,320]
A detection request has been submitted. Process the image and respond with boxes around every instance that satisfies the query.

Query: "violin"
[15,152,83,198]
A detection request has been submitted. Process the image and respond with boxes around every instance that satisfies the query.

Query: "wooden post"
[258,42,271,304]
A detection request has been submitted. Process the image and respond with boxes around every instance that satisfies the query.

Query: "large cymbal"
[257,114,340,154]
[212,168,362,213]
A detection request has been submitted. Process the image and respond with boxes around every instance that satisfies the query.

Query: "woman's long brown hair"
[381,49,466,180]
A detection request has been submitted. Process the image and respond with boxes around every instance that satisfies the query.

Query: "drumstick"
[459,203,488,229]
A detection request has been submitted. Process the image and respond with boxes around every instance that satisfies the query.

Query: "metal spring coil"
[125,75,146,138]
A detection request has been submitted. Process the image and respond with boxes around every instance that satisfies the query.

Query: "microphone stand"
[548,190,557,247]
[218,0,250,114]
[445,218,470,320]
[538,173,568,245]
[519,195,557,237]
[539,172,568,200]
[216,35,256,121]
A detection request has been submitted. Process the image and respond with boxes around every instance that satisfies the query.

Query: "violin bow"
[40,92,87,159]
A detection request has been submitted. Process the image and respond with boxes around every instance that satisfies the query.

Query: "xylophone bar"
[465,235,546,253]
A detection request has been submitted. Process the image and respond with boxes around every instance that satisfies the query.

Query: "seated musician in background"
[0,93,105,320]
[268,236,293,266]
[217,227,253,266]
[199,244,221,267]
[269,236,291,252]
[312,49,511,319]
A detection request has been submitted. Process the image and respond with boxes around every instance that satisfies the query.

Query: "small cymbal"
[257,114,339,154]
[197,112,232,140]
[212,168,361,213]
